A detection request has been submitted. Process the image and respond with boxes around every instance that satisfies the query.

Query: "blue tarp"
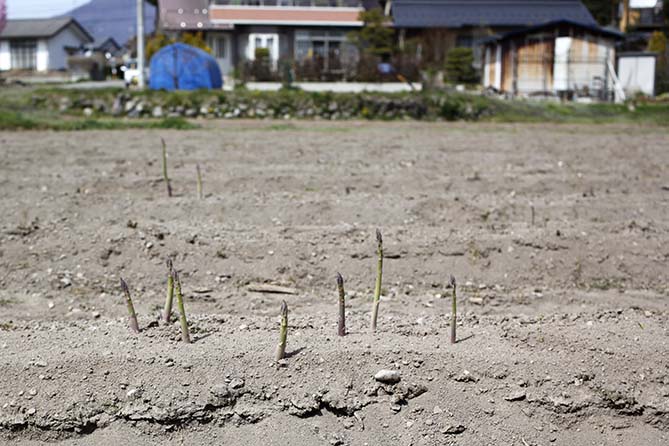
[149,43,222,91]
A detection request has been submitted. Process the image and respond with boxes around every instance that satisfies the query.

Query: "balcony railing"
[209,0,364,26]
[211,1,363,7]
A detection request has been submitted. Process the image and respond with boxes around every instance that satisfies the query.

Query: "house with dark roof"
[151,0,607,83]
[156,0,381,79]
[0,17,93,72]
[481,19,624,98]
[391,0,598,67]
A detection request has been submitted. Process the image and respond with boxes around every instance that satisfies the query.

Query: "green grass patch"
[0,109,198,131]
[2,84,669,128]
[267,123,298,131]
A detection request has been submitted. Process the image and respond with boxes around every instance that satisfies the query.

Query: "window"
[455,35,473,48]
[294,30,351,72]
[10,40,37,70]
[247,33,279,67]
[215,36,227,59]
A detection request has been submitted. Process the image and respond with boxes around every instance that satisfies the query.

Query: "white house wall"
[36,39,48,71]
[553,36,613,94]
[494,44,502,90]
[0,40,9,70]
[483,46,490,86]
[553,37,572,91]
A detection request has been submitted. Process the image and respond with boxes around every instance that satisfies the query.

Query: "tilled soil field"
[0,121,668,445]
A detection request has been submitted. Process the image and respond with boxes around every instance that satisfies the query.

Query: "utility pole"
[136,0,145,88]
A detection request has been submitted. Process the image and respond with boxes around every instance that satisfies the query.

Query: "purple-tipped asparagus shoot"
[119,278,140,334]
[276,300,288,361]
[162,258,174,323]
[173,270,191,343]
[450,275,457,344]
[370,228,383,333]
[196,163,203,200]
[336,272,346,336]
[161,137,172,197]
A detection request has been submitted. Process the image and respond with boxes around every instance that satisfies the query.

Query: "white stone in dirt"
[229,378,245,389]
[374,369,401,384]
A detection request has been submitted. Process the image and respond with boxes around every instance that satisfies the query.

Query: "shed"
[617,52,657,97]
[391,0,597,67]
[481,20,624,99]
[149,43,222,91]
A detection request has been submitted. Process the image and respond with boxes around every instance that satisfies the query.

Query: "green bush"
[445,48,479,84]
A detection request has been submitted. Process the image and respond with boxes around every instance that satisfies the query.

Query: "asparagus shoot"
[161,137,172,197]
[276,300,288,361]
[531,203,535,227]
[119,278,140,334]
[336,272,346,336]
[163,258,174,323]
[370,229,383,332]
[450,275,457,344]
[196,163,203,200]
[173,270,191,343]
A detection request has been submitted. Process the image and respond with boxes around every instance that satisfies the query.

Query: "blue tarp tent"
[149,43,222,91]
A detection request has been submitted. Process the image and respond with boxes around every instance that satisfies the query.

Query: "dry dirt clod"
[443,424,466,435]
[454,370,478,383]
[504,390,527,401]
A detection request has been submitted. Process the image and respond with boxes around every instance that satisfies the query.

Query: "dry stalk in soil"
[336,272,346,336]
[161,137,172,197]
[276,300,288,361]
[163,258,174,323]
[173,270,191,343]
[119,278,140,334]
[450,275,457,344]
[370,229,383,333]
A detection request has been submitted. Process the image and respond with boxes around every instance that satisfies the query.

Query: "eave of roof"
[0,17,93,42]
[482,19,625,44]
[391,0,597,28]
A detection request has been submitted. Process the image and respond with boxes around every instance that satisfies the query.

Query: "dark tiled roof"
[66,0,156,47]
[392,0,597,28]
[0,17,93,42]
[481,19,624,45]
